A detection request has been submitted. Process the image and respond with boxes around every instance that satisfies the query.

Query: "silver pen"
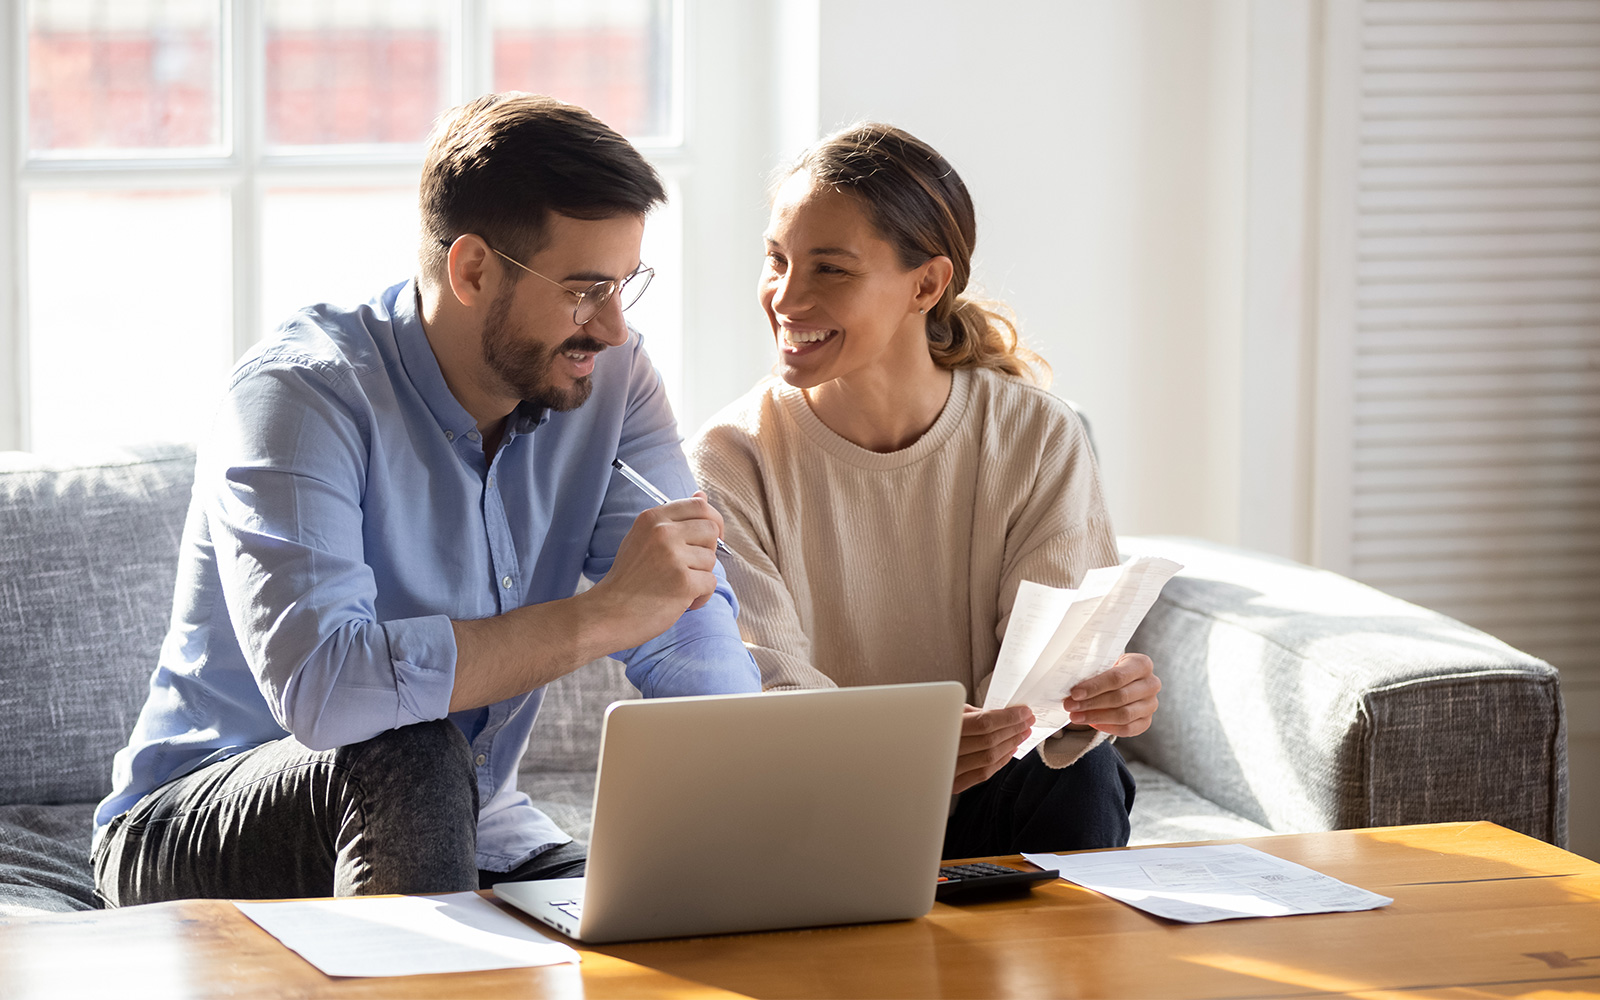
[611,458,736,558]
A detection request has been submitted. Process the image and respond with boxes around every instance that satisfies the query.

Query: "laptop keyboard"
[546,898,583,920]
[544,865,1046,919]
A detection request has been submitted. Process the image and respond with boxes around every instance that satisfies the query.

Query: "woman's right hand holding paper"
[953,704,1035,794]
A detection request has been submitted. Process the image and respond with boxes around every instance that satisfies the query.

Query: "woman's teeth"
[783,328,834,345]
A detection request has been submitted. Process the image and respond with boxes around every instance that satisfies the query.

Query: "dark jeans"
[943,741,1136,859]
[93,719,585,907]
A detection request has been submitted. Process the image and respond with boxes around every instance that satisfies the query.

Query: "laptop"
[495,681,964,943]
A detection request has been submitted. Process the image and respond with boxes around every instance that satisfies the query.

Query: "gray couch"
[0,445,1567,917]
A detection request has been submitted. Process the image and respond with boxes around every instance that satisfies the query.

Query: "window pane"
[491,0,674,140]
[630,186,683,416]
[27,0,222,154]
[265,0,448,148]
[28,190,232,451]
[261,187,421,333]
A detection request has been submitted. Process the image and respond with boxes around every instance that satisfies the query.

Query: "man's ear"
[914,255,955,313]
[444,235,496,309]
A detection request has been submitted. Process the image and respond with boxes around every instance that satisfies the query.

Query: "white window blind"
[1349,0,1600,682]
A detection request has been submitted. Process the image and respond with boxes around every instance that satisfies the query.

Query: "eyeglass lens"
[575,268,653,325]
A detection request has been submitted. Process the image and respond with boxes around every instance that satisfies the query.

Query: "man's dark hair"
[419,92,667,279]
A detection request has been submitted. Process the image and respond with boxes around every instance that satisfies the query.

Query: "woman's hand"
[953,704,1034,795]
[1062,653,1161,737]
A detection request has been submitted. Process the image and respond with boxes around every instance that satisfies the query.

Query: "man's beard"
[480,282,605,412]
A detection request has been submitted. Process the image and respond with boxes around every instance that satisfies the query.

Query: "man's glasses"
[437,237,654,326]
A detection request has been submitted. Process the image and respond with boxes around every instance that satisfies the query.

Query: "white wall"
[672,0,787,430]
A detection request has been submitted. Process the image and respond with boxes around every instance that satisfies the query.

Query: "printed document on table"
[1021,844,1393,923]
[984,556,1182,757]
[235,891,581,977]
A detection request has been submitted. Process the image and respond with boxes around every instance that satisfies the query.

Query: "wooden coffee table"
[3,822,1595,999]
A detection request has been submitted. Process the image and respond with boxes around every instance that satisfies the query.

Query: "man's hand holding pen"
[584,492,727,649]
[612,458,736,558]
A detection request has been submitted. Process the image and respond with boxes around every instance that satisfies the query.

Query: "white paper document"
[1022,844,1393,924]
[984,556,1182,757]
[234,892,581,978]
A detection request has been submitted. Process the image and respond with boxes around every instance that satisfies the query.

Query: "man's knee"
[324,720,481,894]
[333,719,478,816]
[346,717,469,757]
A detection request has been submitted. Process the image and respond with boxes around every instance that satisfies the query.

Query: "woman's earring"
[919,307,927,315]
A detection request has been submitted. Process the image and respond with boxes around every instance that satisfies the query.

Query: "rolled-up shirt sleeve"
[209,358,457,751]
[611,568,758,698]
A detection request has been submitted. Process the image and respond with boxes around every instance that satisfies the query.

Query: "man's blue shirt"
[94,280,759,869]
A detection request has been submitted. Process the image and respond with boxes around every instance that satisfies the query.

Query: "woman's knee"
[1078,742,1137,813]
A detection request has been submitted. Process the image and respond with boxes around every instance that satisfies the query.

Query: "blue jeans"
[93,719,584,907]
[943,741,1136,858]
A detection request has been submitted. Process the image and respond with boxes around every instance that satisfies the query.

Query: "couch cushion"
[1124,762,1273,846]
[0,445,196,807]
[0,803,98,918]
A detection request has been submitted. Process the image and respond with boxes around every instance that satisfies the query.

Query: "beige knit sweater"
[688,366,1122,768]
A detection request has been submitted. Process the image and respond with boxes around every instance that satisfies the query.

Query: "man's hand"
[582,492,725,649]
[953,704,1034,795]
[1062,653,1160,737]
[449,493,727,713]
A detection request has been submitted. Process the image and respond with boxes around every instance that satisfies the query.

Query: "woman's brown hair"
[788,123,1050,385]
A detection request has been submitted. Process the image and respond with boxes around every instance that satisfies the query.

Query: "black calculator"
[935,862,1059,902]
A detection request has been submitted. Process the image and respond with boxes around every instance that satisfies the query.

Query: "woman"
[687,124,1159,857]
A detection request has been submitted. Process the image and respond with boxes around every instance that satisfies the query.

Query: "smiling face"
[477,211,645,411]
[478,282,608,412]
[759,172,934,391]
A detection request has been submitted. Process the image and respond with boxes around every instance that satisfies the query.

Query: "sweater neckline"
[776,367,975,469]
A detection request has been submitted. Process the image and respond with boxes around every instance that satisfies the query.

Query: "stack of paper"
[984,556,1182,757]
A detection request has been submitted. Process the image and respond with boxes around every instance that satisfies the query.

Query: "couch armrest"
[1117,536,1568,847]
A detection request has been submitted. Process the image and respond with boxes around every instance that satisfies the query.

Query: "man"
[92,93,759,905]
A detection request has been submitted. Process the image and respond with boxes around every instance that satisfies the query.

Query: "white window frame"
[0,0,711,452]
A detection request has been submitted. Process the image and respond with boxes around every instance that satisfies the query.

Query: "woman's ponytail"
[929,295,1050,386]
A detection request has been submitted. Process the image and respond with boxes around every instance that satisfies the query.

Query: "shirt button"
[475,753,487,767]
[501,575,513,589]
[467,430,481,442]
[444,430,455,441]
[487,476,495,489]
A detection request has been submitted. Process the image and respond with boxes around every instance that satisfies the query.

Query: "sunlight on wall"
[628,184,685,420]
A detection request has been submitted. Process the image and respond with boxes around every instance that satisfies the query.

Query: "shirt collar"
[508,400,549,438]
[392,281,548,442]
